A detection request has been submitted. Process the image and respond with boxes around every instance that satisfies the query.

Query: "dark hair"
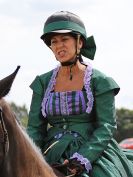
[78,54,83,63]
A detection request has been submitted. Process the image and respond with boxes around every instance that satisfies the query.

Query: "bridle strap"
[0,107,9,155]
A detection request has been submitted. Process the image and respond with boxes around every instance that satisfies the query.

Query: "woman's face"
[50,33,83,63]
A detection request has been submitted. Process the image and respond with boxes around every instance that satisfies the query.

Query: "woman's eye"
[62,37,69,41]
[51,40,57,46]
[51,36,71,46]
[51,40,56,44]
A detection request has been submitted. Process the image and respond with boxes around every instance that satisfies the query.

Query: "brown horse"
[0,66,65,177]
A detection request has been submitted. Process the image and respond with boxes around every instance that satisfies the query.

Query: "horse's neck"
[11,123,57,177]
[2,102,57,177]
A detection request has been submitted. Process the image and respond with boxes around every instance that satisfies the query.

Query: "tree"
[10,102,28,127]
[115,108,133,142]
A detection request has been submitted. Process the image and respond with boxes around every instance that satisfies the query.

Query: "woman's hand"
[64,158,85,175]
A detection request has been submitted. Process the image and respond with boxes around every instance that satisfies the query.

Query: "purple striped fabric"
[67,91,72,114]
[45,90,87,116]
[75,91,80,114]
[55,92,60,115]
[79,91,86,113]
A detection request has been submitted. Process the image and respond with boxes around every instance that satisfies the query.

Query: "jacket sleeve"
[27,76,48,150]
[77,70,120,163]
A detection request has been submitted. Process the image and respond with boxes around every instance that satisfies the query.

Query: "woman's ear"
[77,38,83,54]
[78,38,83,49]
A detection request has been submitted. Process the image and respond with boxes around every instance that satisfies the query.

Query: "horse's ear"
[0,66,21,98]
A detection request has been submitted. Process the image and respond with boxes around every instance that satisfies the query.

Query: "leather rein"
[0,107,9,156]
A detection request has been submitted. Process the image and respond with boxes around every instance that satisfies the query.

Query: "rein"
[0,107,9,155]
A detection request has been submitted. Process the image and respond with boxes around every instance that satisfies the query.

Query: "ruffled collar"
[41,62,94,117]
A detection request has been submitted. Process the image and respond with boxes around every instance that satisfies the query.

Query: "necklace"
[61,56,79,80]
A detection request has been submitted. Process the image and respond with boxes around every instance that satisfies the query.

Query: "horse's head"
[0,66,20,99]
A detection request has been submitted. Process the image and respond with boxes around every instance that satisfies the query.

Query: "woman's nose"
[56,41,64,48]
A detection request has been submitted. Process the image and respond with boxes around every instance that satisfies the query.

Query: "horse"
[0,66,65,177]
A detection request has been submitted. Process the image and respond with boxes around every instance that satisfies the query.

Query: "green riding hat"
[40,11,96,60]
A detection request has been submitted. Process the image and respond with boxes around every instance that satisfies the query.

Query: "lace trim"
[41,63,93,117]
[60,92,70,115]
[41,66,60,117]
[70,152,92,173]
[84,63,94,113]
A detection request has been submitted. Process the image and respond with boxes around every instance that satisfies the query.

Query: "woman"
[27,11,133,176]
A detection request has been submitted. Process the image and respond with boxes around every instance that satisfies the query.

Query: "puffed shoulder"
[92,69,120,96]
[30,70,53,95]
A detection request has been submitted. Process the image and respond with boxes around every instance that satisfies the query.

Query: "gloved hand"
[67,158,85,175]
[52,158,85,176]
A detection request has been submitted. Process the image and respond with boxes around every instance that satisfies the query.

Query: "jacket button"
[63,125,67,129]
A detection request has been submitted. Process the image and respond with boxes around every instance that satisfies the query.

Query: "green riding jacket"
[27,68,119,161]
[27,67,133,177]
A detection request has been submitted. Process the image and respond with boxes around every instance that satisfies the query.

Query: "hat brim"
[40,29,73,44]
[51,29,72,33]
[40,29,72,40]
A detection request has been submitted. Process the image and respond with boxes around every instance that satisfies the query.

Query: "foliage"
[115,108,133,142]
[10,102,28,127]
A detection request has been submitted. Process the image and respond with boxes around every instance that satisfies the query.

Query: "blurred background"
[0,0,133,143]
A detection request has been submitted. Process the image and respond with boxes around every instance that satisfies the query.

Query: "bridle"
[0,107,9,156]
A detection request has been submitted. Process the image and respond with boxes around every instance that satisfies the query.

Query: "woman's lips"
[58,50,66,58]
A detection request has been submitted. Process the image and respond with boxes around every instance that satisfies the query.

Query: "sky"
[0,0,133,111]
